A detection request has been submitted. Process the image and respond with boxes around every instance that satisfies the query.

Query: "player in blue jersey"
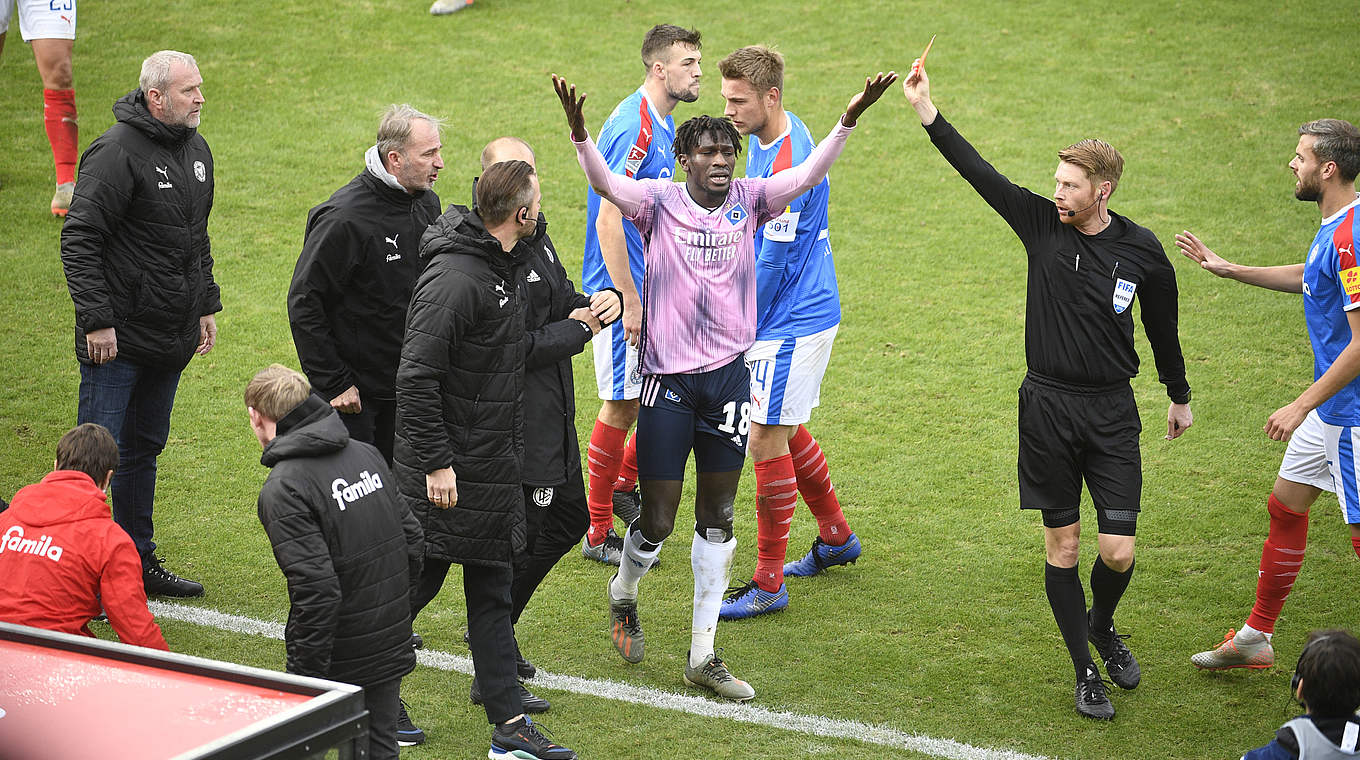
[580,24,702,566]
[1178,119,1360,671]
[715,46,862,620]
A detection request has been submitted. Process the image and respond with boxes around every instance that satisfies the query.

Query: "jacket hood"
[419,205,527,270]
[113,89,198,147]
[260,394,350,467]
[6,471,112,528]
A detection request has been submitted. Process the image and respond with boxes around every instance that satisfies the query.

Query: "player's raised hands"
[552,74,589,142]
[1174,230,1235,278]
[842,71,898,128]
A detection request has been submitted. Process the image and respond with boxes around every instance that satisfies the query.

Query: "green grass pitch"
[2,0,1358,757]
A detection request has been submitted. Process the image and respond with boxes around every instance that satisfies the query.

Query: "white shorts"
[593,320,642,401]
[745,324,838,427]
[1278,409,1360,523]
[0,0,76,41]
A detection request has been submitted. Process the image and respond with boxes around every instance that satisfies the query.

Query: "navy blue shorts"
[636,357,750,481]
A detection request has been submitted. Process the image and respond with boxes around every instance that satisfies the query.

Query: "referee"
[903,60,1193,720]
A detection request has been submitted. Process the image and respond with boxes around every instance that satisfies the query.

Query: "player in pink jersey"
[552,70,894,701]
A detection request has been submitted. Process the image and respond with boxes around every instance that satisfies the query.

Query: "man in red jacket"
[0,423,167,650]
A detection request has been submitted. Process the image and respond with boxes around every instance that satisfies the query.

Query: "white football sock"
[1238,624,1271,642]
[612,525,662,600]
[689,529,735,667]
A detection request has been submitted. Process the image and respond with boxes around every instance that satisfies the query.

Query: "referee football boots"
[1087,612,1141,689]
[1075,663,1115,720]
[718,580,789,620]
[783,532,862,577]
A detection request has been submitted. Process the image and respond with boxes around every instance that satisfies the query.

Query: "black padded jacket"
[257,394,423,687]
[61,89,221,370]
[393,206,529,568]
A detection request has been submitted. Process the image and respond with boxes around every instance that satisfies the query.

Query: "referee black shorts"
[1017,373,1142,521]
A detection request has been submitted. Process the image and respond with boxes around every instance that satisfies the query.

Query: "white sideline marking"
[150,601,1052,760]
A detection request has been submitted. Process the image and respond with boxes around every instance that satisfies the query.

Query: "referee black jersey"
[924,113,1190,404]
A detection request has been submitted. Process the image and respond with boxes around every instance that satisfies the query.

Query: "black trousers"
[338,396,397,466]
[363,676,401,760]
[512,464,590,624]
[412,559,521,724]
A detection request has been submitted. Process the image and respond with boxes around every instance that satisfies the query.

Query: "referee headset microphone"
[1063,190,1104,218]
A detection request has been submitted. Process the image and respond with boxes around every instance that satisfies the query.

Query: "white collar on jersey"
[753,111,794,152]
[1321,194,1360,225]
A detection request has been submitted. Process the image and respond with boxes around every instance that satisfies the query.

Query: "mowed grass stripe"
[149,601,1052,760]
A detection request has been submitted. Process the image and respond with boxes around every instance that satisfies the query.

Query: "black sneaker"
[471,679,550,713]
[1088,612,1141,690]
[490,716,575,759]
[396,698,426,746]
[411,632,423,650]
[612,487,641,526]
[142,555,205,598]
[1075,664,1115,720]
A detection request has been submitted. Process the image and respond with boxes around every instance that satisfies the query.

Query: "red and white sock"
[44,88,78,185]
[585,420,627,544]
[613,432,638,493]
[1245,493,1309,635]
[753,454,798,592]
[790,425,850,545]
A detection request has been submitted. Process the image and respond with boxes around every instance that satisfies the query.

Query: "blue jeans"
[77,358,182,560]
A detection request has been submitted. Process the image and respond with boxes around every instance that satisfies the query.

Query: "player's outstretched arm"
[763,71,897,211]
[552,74,646,218]
[1174,230,1304,293]
[842,71,897,128]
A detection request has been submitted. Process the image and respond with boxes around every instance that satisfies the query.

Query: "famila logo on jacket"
[330,470,384,511]
[2,525,64,562]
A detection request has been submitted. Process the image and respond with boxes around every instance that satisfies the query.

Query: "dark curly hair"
[673,115,742,161]
[1297,629,1360,718]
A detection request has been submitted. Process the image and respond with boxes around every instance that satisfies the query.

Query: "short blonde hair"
[1058,139,1124,197]
[718,45,783,96]
[244,364,311,421]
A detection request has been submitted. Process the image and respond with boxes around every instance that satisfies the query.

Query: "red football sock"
[1245,493,1309,635]
[753,454,798,592]
[613,432,638,493]
[789,425,850,545]
[585,421,628,543]
[44,89,78,185]
[1352,535,1360,560]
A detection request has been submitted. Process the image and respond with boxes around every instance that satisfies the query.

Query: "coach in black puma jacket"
[288,107,443,464]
